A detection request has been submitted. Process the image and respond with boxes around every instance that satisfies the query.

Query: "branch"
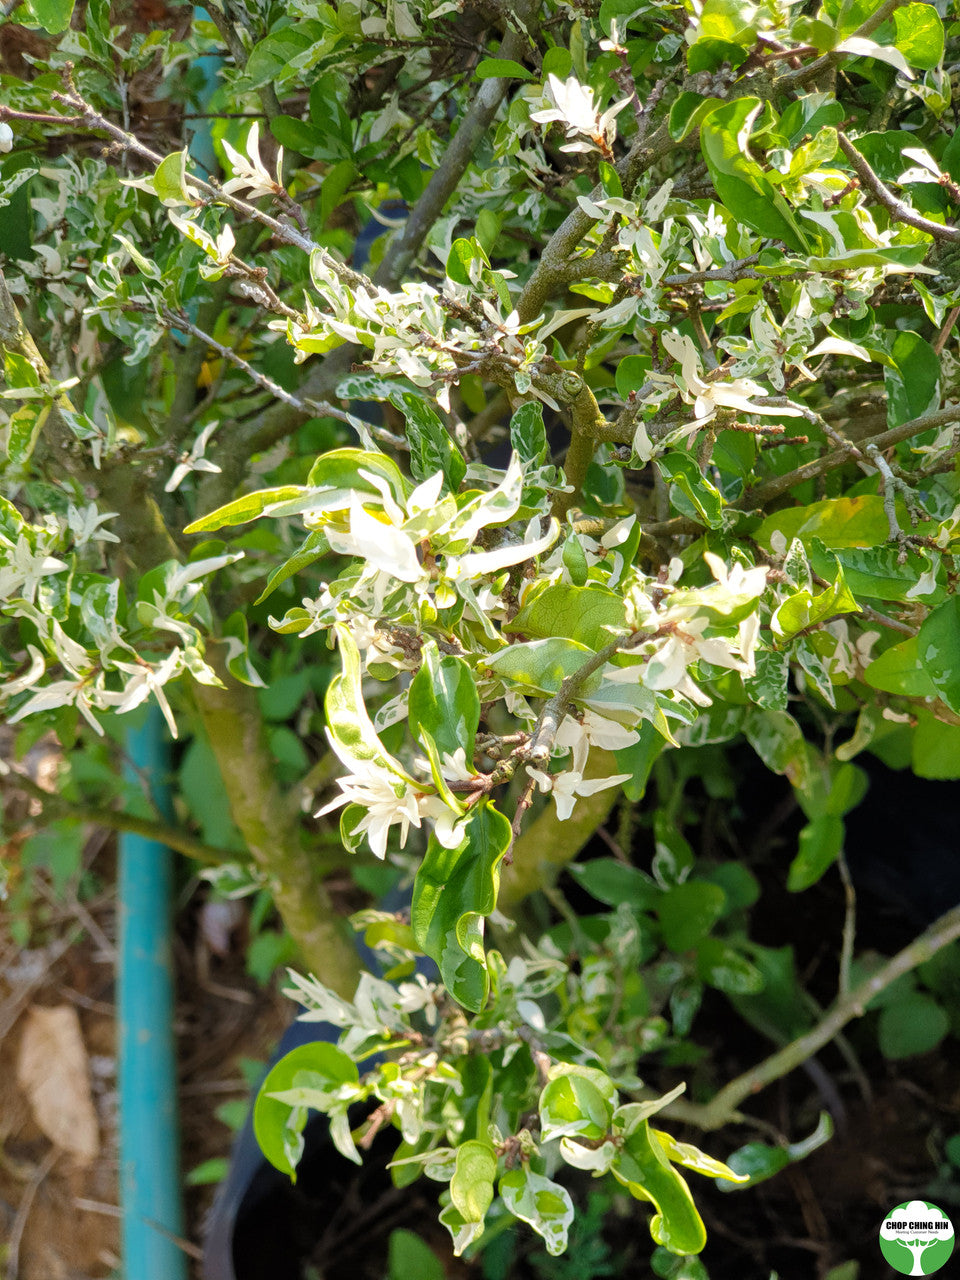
[746,402,960,508]
[775,0,907,90]
[1,767,234,865]
[0,92,367,291]
[373,9,535,290]
[837,132,960,244]
[193,646,362,997]
[682,899,960,1130]
[524,633,636,764]
[662,255,764,287]
[158,307,356,425]
[516,118,681,325]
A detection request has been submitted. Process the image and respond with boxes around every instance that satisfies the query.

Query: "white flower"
[326,495,425,583]
[65,503,120,546]
[0,122,13,153]
[165,421,222,492]
[0,535,68,604]
[527,762,631,822]
[659,332,805,431]
[418,793,469,848]
[6,678,105,736]
[220,123,283,199]
[530,74,630,155]
[98,650,185,738]
[317,752,424,860]
[555,710,639,774]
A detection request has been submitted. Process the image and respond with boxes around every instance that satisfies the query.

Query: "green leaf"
[612,1118,707,1255]
[411,802,511,1012]
[744,648,789,711]
[918,597,960,713]
[756,495,890,550]
[23,0,74,34]
[319,160,357,227]
[657,881,726,952]
[409,642,480,761]
[542,46,572,78]
[222,611,264,687]
[653,1131,751,1183]
[912,709,960,779]
[305,446,410,502]
[270,115,328,158]
[387,1230,445,1280]
[864,636,938,697]
[668,93,725,142]
[787,815,844,891]
[657,452,725,528]
[878,994,950,1059]
[184,486,306,534]
[255,530,329,604]
[540,1066,615,1142]
[446,236,490,287]
[700,99,809,253]
[153,149,192,206]
[885,331,939,427]
[567,858,661,910]
[400,393,466,493]
[510,401,548,465]
[485,637,596,696]
[505,581,628,651]
[500,1169,574,1256]
[449,1139,497,1223]
[770,563,859,643]
[777,94,845,147]
[809,540,934,603]
[695,938,764,994]
[475,58,533,79]
[326,625,409,774]
[892,3,944,69]
[728,945,811,1043]
[244,25,319,88]
[253,1042,359,1179]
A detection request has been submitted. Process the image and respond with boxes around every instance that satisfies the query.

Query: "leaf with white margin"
[836,37,914,78]
[653,1130,751,1183]
[500,1168,575,1256]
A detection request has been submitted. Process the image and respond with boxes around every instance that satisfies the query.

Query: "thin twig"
[158,307,354,425]
[2,766,235,865]
[523,633,638,764]
[776,0,906,90]
[683,898,960,1130]
[6,1147,59,1280]
[373,6,535,290]
[933,305,960,356]
[837,132,960,244]
[837,850,856,1000]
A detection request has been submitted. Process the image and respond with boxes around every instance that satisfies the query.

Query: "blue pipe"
[118,706,188,1280]
[118,12,223,1274]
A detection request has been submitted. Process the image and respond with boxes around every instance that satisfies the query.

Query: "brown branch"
[373,6,535,290]
[1,768,234,866]
[775,0,907,90]
[837,131,960,244]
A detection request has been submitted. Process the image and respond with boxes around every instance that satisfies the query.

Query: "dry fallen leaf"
[16,1004,100,1165]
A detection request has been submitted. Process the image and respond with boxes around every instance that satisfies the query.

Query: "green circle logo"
[880,1200,955,1275]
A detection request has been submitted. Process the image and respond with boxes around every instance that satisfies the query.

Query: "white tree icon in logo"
[880,1201,955,1276]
